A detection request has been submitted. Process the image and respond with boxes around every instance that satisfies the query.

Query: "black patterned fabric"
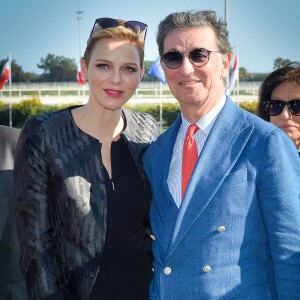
[13,106,160,300]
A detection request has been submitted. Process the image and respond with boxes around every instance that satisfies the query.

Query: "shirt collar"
[180,94,226,134]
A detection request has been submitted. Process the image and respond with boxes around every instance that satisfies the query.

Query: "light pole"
[76,0,83,59]
[225,0,228,29]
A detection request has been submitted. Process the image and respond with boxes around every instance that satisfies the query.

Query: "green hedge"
[126,102,181,127]
[239,100,258,114]
[0,98,71,128]
[0,98,258,129]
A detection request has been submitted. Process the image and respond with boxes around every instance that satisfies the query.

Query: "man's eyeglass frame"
[161,48,220,69]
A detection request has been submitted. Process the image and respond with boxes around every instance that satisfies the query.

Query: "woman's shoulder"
[24,106,74,131]
[0,125,20,138]
[123,107,156,123]
[18,107,76,146]
[123,108,160,140]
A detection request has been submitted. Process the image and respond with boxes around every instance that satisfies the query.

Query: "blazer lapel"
[150,117,182,236]
[170,98,254,250]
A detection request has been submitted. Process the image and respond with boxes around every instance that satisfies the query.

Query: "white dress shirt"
[167,95,226,207]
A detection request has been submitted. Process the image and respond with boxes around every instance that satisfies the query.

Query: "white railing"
[0,81,260,105]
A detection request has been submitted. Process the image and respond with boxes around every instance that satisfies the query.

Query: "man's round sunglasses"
[89,17,148,41]
[161,48,220,69]
[262,99,300,116]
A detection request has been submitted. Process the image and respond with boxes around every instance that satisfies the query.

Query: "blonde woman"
[14,18,159,300]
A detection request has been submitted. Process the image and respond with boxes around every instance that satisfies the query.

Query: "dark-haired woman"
[257,62,300,156]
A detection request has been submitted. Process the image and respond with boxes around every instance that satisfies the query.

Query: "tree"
[0,59,40,83]
[141,60,159,82]
[0,59,21,82]
[38,54,77,82]
[273,57,292,70]
[239,67,249,81]
[22,72,40,83]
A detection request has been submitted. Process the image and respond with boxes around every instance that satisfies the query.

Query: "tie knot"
[187,124,199,137]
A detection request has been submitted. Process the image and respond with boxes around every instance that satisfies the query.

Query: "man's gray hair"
[156,10,232,56]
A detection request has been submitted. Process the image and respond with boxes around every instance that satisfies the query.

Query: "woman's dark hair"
[257,62,300,121]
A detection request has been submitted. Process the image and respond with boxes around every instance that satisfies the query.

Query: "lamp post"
[76,0,83,59]
[225,0,228,29]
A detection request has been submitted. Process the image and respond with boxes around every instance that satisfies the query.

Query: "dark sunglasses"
[161,48,220,69]
[89,17,148,41]
[262,99,300,116]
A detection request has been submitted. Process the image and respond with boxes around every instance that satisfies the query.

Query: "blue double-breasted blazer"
[143,97,300,299]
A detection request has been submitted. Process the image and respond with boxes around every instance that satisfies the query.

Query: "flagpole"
[224,0,229,87]
[148,56,166,131]
[237,61,240,106]
[9,52,12,127]
[82,82,84,97]
[159,82,163,131]
[76,0,85,95]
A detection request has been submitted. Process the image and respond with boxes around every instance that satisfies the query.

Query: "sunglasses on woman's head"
[89,17,148,41]
[161,48,220,69]
[262,99,300,116]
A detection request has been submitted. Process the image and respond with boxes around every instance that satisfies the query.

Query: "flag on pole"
[148,56,165,131]
[226,52,239,95]
[77,64,85,85]
[148,56,166,83]
[0,57,10,90]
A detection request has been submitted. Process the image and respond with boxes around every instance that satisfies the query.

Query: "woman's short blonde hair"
[83,26,145,67]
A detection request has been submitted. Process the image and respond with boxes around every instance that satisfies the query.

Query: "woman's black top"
[90,137,153,300]
[13,107,159,299]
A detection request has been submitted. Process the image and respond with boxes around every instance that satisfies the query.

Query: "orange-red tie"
[182,124,199,198]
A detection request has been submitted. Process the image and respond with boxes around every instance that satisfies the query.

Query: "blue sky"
[1,0,299,74]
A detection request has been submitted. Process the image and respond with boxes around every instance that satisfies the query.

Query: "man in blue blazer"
[143,10,300,299]
[0,125,27,299]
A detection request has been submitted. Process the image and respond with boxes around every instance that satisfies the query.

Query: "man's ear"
[221,52,233,79]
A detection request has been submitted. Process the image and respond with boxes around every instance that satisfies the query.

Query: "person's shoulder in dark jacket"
[0,125,28,300]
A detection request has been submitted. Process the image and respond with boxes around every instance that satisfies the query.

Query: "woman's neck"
[71,104,124,142]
